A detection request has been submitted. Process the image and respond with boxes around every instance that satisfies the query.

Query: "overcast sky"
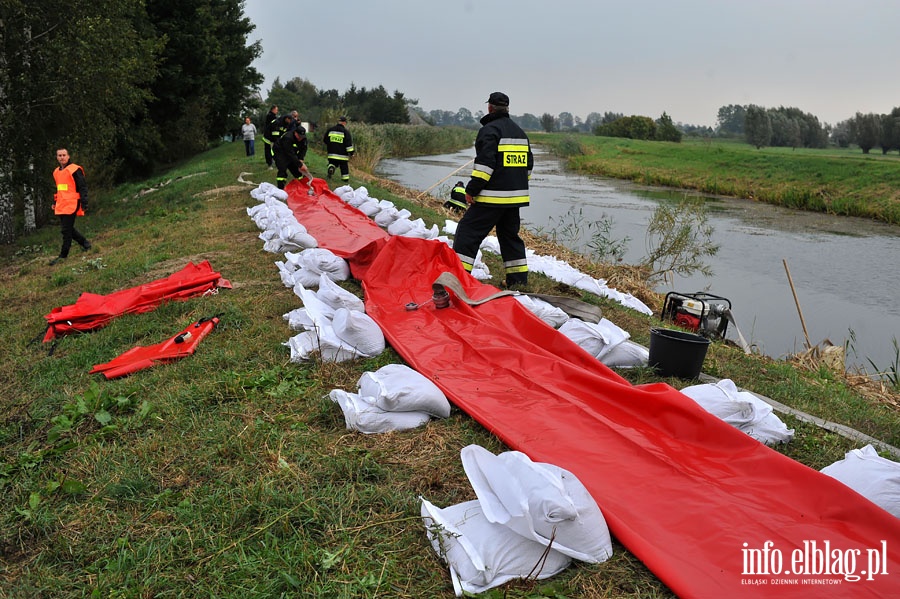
[242,0,899,127]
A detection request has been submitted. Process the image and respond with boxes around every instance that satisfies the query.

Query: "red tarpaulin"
[283,180,900,597]
[89,316,220,379]
[43,261,230,342]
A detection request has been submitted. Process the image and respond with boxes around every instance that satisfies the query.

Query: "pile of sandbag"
[330,364,451,433]
[247,185,318,252]
[421,444,612,596]
[283,273,384,362]
[333,185,441,240]
[680,378,794,444]
[276,247,351,288]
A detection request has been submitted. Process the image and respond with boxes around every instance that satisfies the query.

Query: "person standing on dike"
[453,92,533,288]
[49,147,92,266]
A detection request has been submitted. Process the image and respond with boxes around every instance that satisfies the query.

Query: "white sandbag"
[283,307,315,331]
[420,497,572,596]
[558,318,629,360]
[373,206,411,228]
[296,248,350,281]
[387,217,415,236]
[821,445,900,517]
[357,363,451,418]
[317,274,365,313]
[600,339,649,368]
[331,308,385,357]
[443,219,458,236]
[356,199,382,217]
[514,295,569,328]
[330,390,431,434]
[460,445,613,563]
[344,186,370,207]
[680,379,794,445]
[333,184,355,201]
[292,282,336,323]
[285,328,358,363]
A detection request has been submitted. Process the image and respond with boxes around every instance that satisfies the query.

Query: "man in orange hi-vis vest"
[50,147,92,265]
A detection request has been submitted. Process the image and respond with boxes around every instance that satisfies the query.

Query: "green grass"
[534,133,900,225]
[1,139,898,598]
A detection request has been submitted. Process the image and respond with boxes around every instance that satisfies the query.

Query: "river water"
[376,149,900,372]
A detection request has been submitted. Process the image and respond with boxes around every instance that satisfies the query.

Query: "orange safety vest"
[53,163,85,216]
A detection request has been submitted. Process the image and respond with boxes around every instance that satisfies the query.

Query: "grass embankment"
[533,133,900,225]
[2,140,899,598]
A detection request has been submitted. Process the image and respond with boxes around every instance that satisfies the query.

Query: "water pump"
[661,291,732,340]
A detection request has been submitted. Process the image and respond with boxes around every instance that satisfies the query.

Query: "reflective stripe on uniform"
[504,258,528,274]
[475,189,530,205]
[327,154,350,161]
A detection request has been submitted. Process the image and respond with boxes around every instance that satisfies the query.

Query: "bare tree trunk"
[23,160,36,234]
[0,165,15,244]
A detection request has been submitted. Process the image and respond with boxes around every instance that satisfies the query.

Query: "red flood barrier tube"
[89,316,220,379]
[283,183,900,598]
[43,261,230,342]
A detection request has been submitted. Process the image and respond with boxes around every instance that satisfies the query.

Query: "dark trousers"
[453,203,528,286]
[327,158,350,181]
[263,141,274,166]
[58,214,88,258]
[244,139,255,156]
[274,155,302,189]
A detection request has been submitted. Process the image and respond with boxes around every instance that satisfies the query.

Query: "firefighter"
[273,124,310,190]
[50,147,92,265]
[453,92,533,288]
[262,105,279,168]
[323,116,354,182]
[444,180,468,212]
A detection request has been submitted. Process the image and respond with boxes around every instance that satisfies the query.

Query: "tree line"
[0,0,261,243]
[716,103,900,153]
[260,77,411,130]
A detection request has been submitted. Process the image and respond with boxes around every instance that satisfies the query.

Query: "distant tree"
[456,107,476,127]
[850,112,881,154]
[584,112,604,131]
[601,111,623,125]
[540,113,558,132]
[716,104,746,136]
[595,115,656,140]
[744,105,772,149]
[831,120,852,147]
[517,113,541,131]
[558,112,575,130]
[655,112,682,142]
[878,111,900,154]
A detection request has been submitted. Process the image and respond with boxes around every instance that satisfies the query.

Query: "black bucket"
[648,327,710,379]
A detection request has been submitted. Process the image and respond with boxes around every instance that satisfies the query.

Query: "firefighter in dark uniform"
[323,116,354,182]
[453,92,533,288]
[262,105,279,168]
[444,181,468,212]
[273,124,310,190]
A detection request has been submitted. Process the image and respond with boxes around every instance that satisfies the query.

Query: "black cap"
[486,92,509,107]
[338,115,348,122]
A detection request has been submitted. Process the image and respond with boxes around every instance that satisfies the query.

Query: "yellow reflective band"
[503,151,528,167]
[471,170,490,181]
[57,184,69,191]
[461,262,473,272]
[497,143,528,152]
[328,132,344,142]
[476,194,529,205]
[505,264,529,273]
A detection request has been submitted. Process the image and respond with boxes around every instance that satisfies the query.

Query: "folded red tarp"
[89,316,220,379]
[43,261,230,342]
[285,181,900,597]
